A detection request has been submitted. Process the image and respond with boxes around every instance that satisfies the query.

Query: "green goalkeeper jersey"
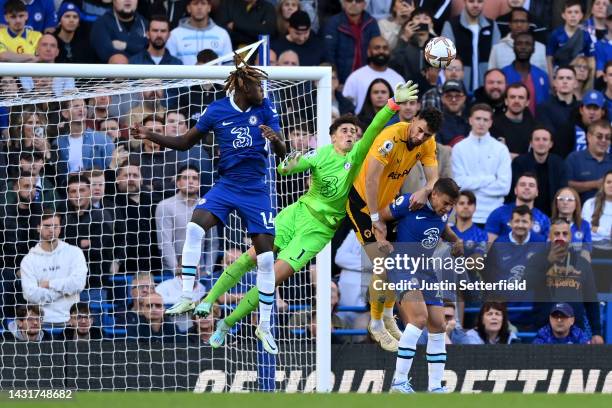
[277,104,398,228]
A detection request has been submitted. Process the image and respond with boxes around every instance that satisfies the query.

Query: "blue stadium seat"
[103,327,127,337]
[43,327,64,336]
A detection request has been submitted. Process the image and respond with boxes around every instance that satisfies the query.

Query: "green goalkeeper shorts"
[275,201,336,272]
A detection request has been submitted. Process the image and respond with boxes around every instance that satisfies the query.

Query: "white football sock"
[181,222,205,298]
[426,332,447,390]
[256,251,275,331]
[394,324,422,383]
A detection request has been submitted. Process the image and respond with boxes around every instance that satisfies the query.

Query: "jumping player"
[347,106,443,351]
[131,57,286,347]
[378,178,462,393]
[194,81,420,354]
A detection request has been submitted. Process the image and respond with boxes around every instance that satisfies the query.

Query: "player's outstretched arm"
[352,80,419,163]
[278,150,312,175]
[131,124,203,151]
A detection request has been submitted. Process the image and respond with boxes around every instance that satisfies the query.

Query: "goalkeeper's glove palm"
[393,80,419,104]
[279,150,302,174]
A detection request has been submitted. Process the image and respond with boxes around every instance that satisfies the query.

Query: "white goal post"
[0,62,333,393]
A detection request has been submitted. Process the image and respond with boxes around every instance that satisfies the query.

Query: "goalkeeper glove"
[393,80,419,104]
[279,150,302,174]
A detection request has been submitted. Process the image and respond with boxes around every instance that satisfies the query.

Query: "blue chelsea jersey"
[390,193,452,257]
[451,224,487,257]
[485,203,550,239]
[195,96,280,181]
[487,232,546,284]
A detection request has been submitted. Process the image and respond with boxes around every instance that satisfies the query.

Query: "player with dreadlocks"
[131,55,286,348]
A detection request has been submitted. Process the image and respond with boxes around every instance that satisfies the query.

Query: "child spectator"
[546,0,595,81]
[0,0,40,62]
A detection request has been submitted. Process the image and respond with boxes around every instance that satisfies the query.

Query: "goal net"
[0,63,332,392]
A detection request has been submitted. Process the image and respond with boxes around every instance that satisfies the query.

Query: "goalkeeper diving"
[193,80,420,354]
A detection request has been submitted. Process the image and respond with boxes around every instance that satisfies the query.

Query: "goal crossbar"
[0,63,331,81]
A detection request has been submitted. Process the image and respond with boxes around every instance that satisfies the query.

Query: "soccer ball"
[424,37,457,68]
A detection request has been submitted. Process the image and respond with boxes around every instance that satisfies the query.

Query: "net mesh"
[0,73,319,392]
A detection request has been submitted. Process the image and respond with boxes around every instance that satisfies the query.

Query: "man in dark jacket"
[510,127,567,215]
[128,15,182,65]
[536,66,580,158]
[105,161,162,275]
[215,0,276,49]
[491,82,536,159]
[64,174,114,290]
[323,0,380,84]
[90,0,148,62]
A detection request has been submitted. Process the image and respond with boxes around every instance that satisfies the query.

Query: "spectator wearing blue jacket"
[0,0,56,33]
[90,0,148,63]
[128,15,182,65]
[532,303,590,344]
[502,32,550,116]
[323,0,380,84]
[56,98,115,185]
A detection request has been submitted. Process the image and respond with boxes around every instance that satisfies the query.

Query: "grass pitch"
[2,392,611,408]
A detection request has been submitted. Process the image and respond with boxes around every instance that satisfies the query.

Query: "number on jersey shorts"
[196,179,276,235]
[275,201,336,272]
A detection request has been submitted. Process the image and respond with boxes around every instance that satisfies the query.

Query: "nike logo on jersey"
[416,216,427,220]
[222,121,233,126]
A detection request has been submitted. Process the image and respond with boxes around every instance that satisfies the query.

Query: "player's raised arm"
[352,81,419,163]
[131,124,203,152]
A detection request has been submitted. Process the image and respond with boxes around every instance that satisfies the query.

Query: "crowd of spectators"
[0,0,610,345]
